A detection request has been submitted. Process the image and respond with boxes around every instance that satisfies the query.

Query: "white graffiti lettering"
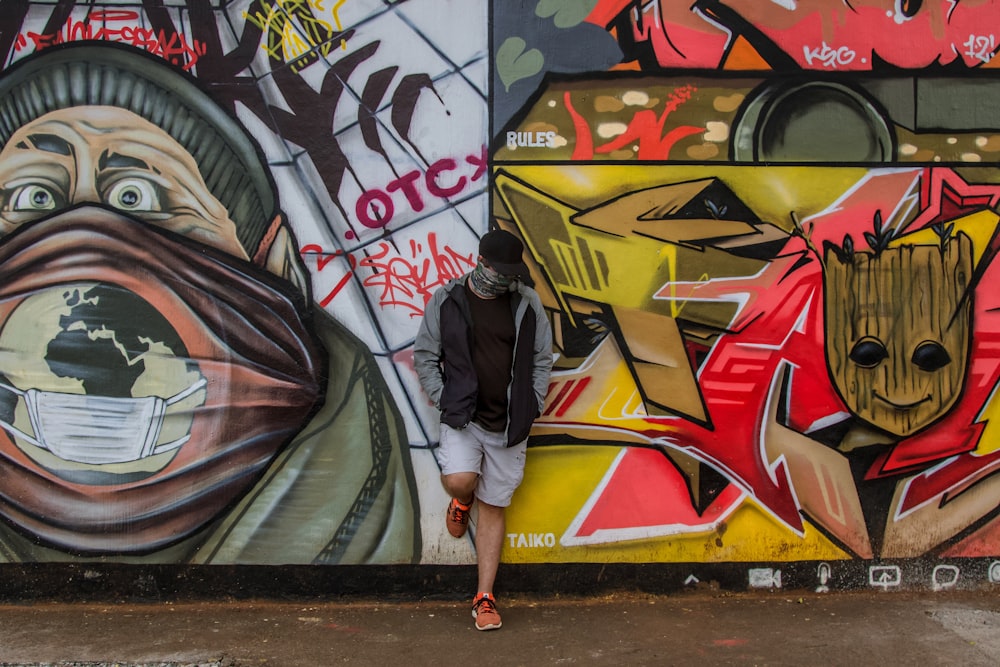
[964,34,996,63]
[505,131,557,150]
[506,532,556,548]
[802,42,857,68]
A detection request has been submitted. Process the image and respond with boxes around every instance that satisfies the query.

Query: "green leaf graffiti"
[496,37,544,91]
[535,0,600,28]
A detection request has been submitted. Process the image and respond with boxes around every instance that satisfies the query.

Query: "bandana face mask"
[468,260,515,298]
[0,206,324,554]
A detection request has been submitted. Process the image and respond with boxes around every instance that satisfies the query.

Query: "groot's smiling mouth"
[873,392,932,410]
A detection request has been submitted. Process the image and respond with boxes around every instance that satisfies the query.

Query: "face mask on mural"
[0,206,323,554]
[0,377,207,466]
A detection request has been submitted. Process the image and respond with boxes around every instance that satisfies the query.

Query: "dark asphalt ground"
[1,590,999,666]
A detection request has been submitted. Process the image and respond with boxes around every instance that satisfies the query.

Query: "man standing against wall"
[414,229,552,631]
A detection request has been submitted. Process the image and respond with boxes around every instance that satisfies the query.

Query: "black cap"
[479,229,529,277]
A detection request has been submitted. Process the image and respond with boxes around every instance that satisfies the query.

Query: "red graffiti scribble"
[595,84,703,159]
[354,147,487,229]
[301,245,358,308]
[17,11,208,70]
[565,85,703,160]
[465,145,489,182]
[301,233,475,316]
[357,234,476,317]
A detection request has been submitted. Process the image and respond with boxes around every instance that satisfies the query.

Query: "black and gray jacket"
[413,275,553,446]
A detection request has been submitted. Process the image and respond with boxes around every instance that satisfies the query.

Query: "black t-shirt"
[465,282,515,432]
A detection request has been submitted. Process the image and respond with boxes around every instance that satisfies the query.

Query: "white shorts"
[437,421,527,507]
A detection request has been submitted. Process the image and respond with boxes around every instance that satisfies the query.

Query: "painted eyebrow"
[23,133,73,156]
[98,149,150,171]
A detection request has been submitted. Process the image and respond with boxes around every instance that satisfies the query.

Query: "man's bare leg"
[475,500,505,595]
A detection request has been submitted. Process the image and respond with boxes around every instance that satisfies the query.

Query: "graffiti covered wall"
[2,0,1000,592]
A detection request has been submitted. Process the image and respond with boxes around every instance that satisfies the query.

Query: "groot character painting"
[823,219,974,442]
[780,216,982,557]
[758,179,1000,559]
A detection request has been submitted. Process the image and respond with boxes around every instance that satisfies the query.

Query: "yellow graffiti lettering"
[243,2,282,32]
[248,0,341,64]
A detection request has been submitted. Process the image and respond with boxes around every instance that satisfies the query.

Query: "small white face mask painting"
[0,377,206,465]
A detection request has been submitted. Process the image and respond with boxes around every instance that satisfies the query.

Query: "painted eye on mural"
[106,178,161,213]
[912,341,951,372]
[849,338,888,368]
[898,0,922,19]
[9,184,59,212]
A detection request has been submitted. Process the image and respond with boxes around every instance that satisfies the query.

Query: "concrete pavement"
[2,590,1000,666]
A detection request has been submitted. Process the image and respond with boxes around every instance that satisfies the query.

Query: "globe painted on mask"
[0,282,206,482]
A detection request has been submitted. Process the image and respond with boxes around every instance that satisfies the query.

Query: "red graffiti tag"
[300,245,358,308]
[301,233,475,315]
[564,86,703,160]
[356,235,475,317]
[16,11,208,70]
[354,147,487,230]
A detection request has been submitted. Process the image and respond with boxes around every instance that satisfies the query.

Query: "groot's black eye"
[849,339,888,368]
[912,341,951,372]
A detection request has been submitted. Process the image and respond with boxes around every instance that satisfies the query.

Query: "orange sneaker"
[472,593,502,631]
[446,497,471,538]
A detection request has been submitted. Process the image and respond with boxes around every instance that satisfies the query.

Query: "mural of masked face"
[0,53,324,555]
[823,235,973,438]
[0,106,246,253]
